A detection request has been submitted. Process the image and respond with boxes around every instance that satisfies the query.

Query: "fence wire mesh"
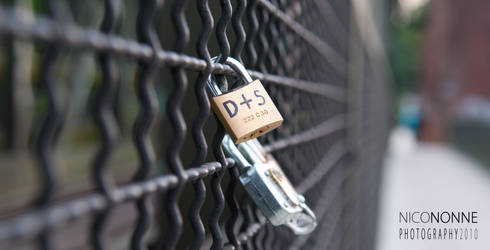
[0,0,390,249]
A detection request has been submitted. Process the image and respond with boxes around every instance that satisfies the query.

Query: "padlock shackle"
[206,56,253,96]
[222,135,266,170]
[222,56,254,84]
[222,135,252,171]
[222,135,267,173]
[237,139,267,164]
[285,202,317,235]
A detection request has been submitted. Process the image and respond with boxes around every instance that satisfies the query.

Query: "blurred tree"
[388,1,427,100]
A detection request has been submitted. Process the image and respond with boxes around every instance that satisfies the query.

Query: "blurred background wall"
[390,0,490,167]
[419,0,490,143]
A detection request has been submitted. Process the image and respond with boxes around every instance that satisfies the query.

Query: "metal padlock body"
[240,157,307,226]
[211,79,283,144]
[207,56,283,144]
[222,135,317,235]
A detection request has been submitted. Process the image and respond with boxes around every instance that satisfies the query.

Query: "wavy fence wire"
[0,0,390,249]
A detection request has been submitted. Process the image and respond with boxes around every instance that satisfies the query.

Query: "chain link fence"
[0,0,390,249]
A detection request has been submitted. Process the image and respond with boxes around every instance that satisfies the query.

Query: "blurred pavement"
[376,127,490,250]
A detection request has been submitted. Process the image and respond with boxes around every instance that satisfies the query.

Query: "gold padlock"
[207,57,283,144]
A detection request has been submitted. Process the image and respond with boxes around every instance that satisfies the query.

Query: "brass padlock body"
[211,80,283,144]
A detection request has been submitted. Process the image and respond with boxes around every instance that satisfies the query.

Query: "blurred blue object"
[398,92,421,133]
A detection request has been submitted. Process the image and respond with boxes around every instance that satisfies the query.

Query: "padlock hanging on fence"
[207,56,317,235]
[207,56,283,144]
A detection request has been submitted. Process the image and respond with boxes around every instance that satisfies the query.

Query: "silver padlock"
[221,135,317,235]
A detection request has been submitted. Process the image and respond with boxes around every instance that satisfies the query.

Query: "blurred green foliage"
[388,4,427,99]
